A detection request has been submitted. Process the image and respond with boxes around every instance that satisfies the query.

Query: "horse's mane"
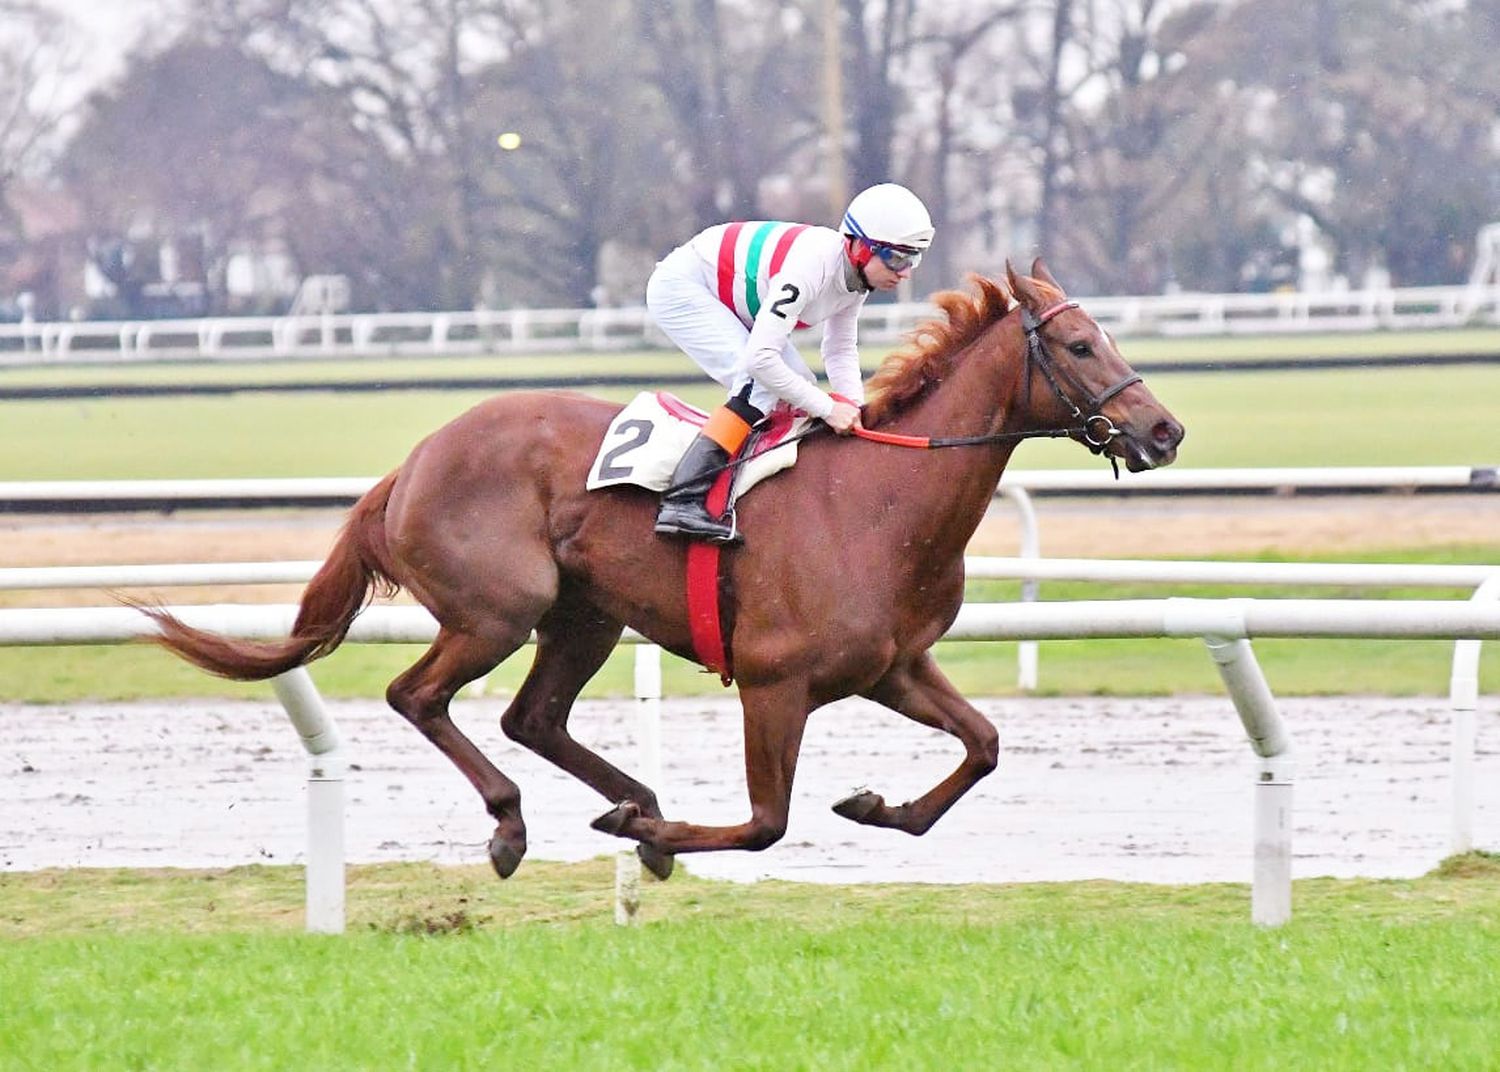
[863,273,1063,426]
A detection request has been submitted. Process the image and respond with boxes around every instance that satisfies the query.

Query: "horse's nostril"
[1153,420,1184,448]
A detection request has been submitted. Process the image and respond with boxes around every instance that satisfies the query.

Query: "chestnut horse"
[141,261,1183,881]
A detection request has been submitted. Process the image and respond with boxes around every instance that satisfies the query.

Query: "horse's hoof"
[591,800,640,836]
[832,788,883,824]
[488,832,526,879]
[637,843,675,881]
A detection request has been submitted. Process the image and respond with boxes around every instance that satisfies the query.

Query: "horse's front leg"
[834,651,999,835]
[593,679,811,856]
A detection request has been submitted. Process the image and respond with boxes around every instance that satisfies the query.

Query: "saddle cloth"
[586,391,812,501]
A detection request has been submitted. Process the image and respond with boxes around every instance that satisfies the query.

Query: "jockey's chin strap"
[841,301,1142,478]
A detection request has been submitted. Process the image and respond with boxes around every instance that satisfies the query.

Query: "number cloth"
[646,222,869,419]
[586,391,812,496]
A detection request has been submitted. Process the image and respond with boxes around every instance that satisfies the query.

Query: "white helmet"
[841,183,935,252]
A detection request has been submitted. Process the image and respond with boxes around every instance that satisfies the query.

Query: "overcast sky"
[36,0,186,98]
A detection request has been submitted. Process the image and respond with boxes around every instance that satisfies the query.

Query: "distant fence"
[5,282,1500,365]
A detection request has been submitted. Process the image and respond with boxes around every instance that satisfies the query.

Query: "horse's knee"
[500,704,552,748]
[742,814,788,852]
[499,706,530,745]
[972,722,1000,776]
[387,680,440,730]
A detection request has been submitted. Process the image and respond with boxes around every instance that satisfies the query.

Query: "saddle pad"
[587,391,811,500]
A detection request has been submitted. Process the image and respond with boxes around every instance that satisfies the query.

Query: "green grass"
[2,325,1497,387]
[3,544,1497,702]
[5,363,1500,479]
[0,349,700,388]
[0,620,1495,703]
[4,856,1500,1070]
[2,346,1497,703]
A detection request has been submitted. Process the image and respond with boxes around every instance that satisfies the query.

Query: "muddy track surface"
[5,695,1498,883]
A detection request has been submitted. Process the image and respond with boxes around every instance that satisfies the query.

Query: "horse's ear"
[1031,257,1064,294]
[1007,259,1040,309]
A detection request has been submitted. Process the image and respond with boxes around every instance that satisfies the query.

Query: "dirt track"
[2,494,1497,882]
[5,693,1496,883]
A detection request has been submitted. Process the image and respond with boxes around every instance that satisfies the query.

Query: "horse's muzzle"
[1117,417,1185,472]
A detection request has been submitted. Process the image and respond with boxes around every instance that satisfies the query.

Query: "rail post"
[1449,576,1500,853]
[1200,626,1293,928]
[616,643,664,925]
[1166,597,1293,927]
[271,667,346,934]
[997,485,1041,690]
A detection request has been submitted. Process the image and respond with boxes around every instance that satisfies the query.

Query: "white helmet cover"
[841,183,935,251]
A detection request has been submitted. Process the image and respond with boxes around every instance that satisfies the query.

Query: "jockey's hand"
[825,399,863,436]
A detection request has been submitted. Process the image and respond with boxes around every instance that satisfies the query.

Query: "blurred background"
[3,0,1498,323]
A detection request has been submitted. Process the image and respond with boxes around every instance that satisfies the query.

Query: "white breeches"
[646,257,816,416]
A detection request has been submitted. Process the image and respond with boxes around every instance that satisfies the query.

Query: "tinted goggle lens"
[866,241,922,271]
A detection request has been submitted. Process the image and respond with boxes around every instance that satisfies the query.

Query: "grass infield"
[4,854,1500,1069]
[0,347,1496,701]
[5,363,1500,479]
[2,325,1499,387]
[2,544,1497,702]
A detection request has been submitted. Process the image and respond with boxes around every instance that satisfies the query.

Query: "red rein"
[829,393,931,448]
[831,301,1075,450]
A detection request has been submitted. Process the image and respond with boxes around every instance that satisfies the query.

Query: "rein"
[666,300,1140,492]
[846,300,1140,476]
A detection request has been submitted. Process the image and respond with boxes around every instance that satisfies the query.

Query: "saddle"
[588,392,813,684]
[587,391,810,498]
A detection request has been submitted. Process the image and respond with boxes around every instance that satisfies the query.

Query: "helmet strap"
[844,237,874,291]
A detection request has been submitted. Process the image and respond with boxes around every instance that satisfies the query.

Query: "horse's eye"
[1068,341,1091,357]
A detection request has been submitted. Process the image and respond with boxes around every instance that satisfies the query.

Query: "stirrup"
[654,503,741,544]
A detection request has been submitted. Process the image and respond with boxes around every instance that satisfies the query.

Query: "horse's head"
[1006,258,1184,472]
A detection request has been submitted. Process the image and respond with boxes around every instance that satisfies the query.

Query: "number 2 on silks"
[769,283,801,319]
[596,418,654,480]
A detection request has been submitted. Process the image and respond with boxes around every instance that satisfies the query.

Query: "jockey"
[646,182,935,543]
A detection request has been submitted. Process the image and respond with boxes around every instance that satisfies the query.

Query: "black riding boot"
[654,390,761,544]
[653,433,741,543]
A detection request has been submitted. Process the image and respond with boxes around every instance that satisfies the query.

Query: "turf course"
[4,855,1500,1069]
[2,354,1499,701]
[5,334,1500,1069]
[3,324,1499,387]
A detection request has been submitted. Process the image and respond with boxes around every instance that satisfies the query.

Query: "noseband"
[1021,301,1141,453]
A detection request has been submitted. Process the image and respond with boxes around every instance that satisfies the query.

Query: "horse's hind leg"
[834,651,1000,836]
[386,627,532,877]
[499,588,676,878]
[594,678,812,857]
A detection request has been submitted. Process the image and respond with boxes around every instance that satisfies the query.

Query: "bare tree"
[0,1,85,314]
[0,2,79,193]
[904,3,1022,287]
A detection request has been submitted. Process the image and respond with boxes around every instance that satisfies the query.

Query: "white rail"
[3,597,1499,928]
[965,557,1500,587]
[4,282,1500,364]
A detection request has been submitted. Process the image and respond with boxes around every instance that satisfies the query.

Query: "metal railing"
[5,282,1500,365]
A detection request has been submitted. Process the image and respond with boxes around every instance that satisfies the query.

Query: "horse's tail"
[136,472,402,681]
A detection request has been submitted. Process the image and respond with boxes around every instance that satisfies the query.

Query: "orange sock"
[701,406,753,454]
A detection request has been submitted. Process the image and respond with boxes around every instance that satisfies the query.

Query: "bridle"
[1020,300,1141,454]
[671,299,1144,492]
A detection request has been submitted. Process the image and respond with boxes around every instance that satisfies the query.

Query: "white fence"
[3,465,1496,930]
[3,572,1497,931]
[5,282,1500,365]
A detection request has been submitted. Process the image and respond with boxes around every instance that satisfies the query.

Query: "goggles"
[863,239,923,272]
